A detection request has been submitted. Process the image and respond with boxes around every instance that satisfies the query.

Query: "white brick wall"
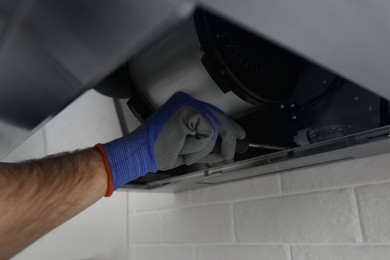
[129,152,390,260]
[234,189,360,243]
[161,204,232,243]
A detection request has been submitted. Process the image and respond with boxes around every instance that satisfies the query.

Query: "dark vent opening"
[194,8,304,104]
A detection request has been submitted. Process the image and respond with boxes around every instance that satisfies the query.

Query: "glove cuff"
[95,125,156,196]
[95,143,115,197]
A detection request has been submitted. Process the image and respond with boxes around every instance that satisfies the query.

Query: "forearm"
[0,148,107,259]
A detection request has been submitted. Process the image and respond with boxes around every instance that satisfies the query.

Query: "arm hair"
[0,148,107,259]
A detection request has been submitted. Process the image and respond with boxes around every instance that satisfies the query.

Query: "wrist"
[94,144,114,197]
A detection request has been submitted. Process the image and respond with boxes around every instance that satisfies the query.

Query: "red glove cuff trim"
[95,143,114,197]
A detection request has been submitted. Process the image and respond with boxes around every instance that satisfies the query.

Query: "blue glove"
[96,92,245,196]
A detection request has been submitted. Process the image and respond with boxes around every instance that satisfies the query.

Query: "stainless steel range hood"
[3,0,390,192]
[104,6,390,192]
[0,0,185,159]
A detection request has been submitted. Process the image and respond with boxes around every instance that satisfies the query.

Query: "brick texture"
[291,246,390,260]
[195,246,288,260]
[135,245,193,260]
[129,213,160,243]
[161,204,232,243]
[129,191,191,213]
[234,189,360,243]
[356,182,390,242]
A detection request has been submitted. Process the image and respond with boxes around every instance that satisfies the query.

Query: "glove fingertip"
[197,153,225,164]
[220,136,238,161]
[237,128,247,140]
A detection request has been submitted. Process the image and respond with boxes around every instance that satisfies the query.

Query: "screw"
[280,104,285,109]
[290,103,295,108]
[292,115,297,120]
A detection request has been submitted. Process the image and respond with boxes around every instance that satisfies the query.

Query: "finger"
[171,154,184,169]
[196,126,238,163]
[219,127,237,160]
[180,113,215,154]
[154,107,211,170]
[185,98,247,163]
[204,110,245,160]
[196,152,225,164]
[227,117,246,140]
[180,134,213,154]
[182,133,218,165]
[198,101,246,140]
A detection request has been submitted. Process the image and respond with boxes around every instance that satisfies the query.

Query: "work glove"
[95,92,246,196]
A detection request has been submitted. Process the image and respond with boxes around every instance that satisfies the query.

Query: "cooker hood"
[100,6,390,192]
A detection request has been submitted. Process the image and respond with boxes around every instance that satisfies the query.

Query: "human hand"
[96,92,245,196]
